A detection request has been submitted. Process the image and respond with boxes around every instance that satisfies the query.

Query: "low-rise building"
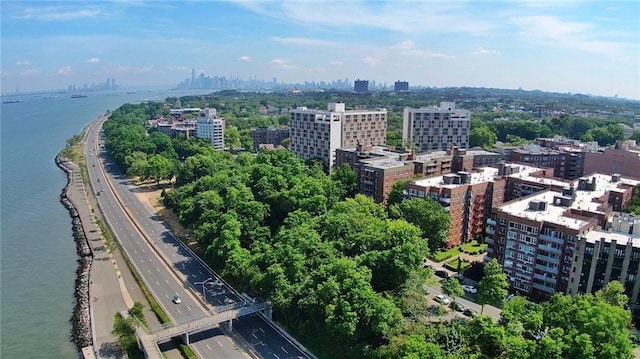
[585,141,640,180]
[251,127,290,152]
[509,144,586,180]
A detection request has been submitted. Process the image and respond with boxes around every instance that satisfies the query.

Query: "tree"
[470,125,497,148]
[595,280,628,308]
[389,198,451,251]
[225,125,242,149]
[331,163,358,199]
[147,154,174,185]
[387,180,408,206]
[441,278,464,305]
[478,259,509,313]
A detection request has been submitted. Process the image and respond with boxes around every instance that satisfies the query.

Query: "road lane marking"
[187,306,192,311]
[217,341,223,347]
[176,308,181,314]
[252,333,258,339]
[259,328,265,333]
[156,281,159,286]
[273,354,280,359]
[281,347,288,353]
[206,344,212,351]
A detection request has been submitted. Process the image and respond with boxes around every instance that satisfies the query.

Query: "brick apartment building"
[509,144,586,180]
[251,127,290,152]
[584,140,640,180]
[486,173,640,299]
[407,167,506,247]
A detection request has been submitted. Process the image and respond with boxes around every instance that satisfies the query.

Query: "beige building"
[289,103,387,168]
[403,102,470,153]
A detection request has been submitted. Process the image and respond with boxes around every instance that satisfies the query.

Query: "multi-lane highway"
[84,117,312,359]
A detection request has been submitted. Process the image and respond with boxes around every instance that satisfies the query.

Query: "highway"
[84,117,312,359]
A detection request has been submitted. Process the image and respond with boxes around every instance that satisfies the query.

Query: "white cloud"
[57,66,73,75]
[87,57,100,63]
[363,56,383,66]
[329,60,344,66]
[15,6,101,21]
[270,36,343,48]
[511,15,629,57]
[269,58,293,69]
[239,55,251,61]
[472,47,500,55]
[390,40,415,50]
[16,61,30,66]
[20,68,42,76]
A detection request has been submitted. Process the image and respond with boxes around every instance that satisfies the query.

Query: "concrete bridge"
[136,301,271,359]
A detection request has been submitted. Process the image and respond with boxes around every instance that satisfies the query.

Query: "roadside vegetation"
[101,97,637,359]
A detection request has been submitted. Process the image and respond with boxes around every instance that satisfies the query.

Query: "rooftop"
[413,167,499,189]
[583,228,640,247]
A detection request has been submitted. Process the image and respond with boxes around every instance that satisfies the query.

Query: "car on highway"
[172,295,181,304]
[434,294,450,305]
[463,308,478,317]
[462,284,478,294]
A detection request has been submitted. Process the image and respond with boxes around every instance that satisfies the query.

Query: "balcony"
[535,263,559,274]
[485,236,495,245]
[486,218,497,226]
[485,226,495,235]
[533,273,557,283]
[540,233,565,245]
[439,197,451,204]
[538,244,562,255]
[537,254,560,265]
[532,282,556,293]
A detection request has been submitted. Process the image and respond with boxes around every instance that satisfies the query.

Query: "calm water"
[0,89,203,358]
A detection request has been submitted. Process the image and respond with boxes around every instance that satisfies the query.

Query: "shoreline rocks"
[55,154,94,350]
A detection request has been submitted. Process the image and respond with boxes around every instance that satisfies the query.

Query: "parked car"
[463,308,478,317]
[452,302,466,312]
[434,294,450,305]
[462,284,478,294]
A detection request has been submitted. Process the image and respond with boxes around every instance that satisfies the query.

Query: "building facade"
[487,173,640,299]
[394,81,409,92]
[195,108,225,150]
[585,145,640,180]
[290,103,387,169]
[408,167,506,247]
[509,144,586,180]
[354,79,369,93]
[403,102,471,153]
[251,127,290,152]
[568,214,640,316]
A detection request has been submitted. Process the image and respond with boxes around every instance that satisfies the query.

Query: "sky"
[1,0,639,99]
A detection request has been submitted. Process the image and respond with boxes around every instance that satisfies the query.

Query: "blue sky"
[2,0,639,99]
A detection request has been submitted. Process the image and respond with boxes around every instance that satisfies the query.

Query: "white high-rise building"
[403,102,470,153]
[289,103,387,169]
[196,108,225,150]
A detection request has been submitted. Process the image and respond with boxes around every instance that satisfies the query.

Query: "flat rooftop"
[413,167,499,189]
[584,228,640,247]
[495,190,593,230]
[496,173,640,230]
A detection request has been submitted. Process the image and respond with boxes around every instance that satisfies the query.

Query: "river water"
[0,89,203,358]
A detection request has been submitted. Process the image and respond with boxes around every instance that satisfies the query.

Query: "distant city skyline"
[1,1,638,99]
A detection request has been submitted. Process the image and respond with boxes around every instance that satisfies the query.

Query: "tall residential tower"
[403,102,470,153]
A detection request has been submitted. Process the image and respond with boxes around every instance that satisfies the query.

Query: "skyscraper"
[403,102,470,152]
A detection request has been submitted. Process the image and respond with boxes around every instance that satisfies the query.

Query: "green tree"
[470,125,497,148]
[478,259,509,313]
[389,198,451,251]
[387,180,408,206]
[441,278,464,306]
[595,281,629,308]
[147,153,174,185]
[225,125,242,149]
[331,163,358,199]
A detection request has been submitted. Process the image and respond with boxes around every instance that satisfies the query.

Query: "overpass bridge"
[136,301,272,359]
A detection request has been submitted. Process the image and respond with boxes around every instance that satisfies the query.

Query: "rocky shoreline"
[55,154,94,350]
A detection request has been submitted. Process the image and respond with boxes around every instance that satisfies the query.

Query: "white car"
[434,294,450,305]
[172,295,181,304]
[462,285,478,294]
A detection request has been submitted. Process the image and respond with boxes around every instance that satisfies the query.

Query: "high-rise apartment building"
[486,173,640,299]
[403,102,470,153]
[289,103,387,169]
[394,81,409,92]
[354,79,369,93]
[195,108,225,150]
